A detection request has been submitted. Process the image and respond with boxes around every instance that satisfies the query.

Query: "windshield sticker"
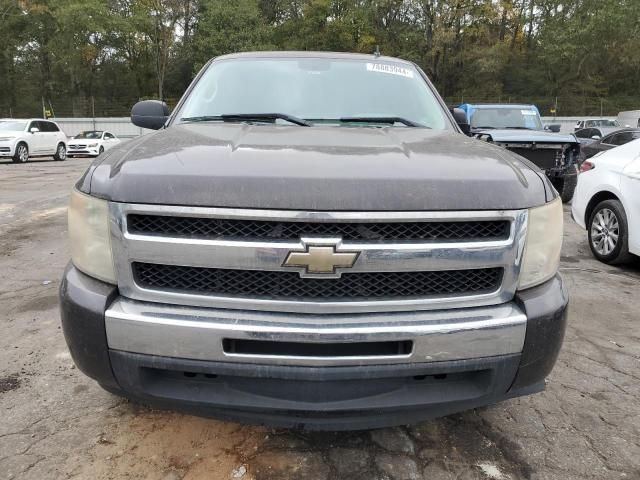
[366,63,414,78]
[521,110,537,115]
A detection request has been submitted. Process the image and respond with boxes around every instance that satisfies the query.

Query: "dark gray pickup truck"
[60,52,568,430]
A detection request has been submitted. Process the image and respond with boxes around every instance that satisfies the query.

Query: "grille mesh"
[128,215,510,242]
[133,262,503,300]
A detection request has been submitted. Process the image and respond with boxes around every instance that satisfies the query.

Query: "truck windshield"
[176,57,449,129]
[470,108,543,130]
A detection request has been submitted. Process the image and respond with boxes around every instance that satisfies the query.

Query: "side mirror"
[30,127,39,133]
[591,135,601,140]
[546,124,561,133]
[451,107,471,135]
[131,100,170,130]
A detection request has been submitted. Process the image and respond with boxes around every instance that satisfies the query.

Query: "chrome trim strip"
[105,297,527,367]
[109,203,528,314]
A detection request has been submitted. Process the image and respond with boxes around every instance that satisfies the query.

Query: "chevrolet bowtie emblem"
[283,242,359,277]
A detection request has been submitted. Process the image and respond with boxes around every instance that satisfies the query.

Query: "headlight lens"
[88,143,98,147]
[68,190,116,284]
[0,136,15,141]
[519,197,563,290]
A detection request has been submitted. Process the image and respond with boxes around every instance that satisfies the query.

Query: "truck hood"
[473,129,578,144]
[85,124,551,211]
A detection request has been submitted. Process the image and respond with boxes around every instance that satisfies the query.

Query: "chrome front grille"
[133,262,503,300]
[109,204,528,314]
[127,214,510,242]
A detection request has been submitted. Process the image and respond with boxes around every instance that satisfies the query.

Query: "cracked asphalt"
[1,158,639,480]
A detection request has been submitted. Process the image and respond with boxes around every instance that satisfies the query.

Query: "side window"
[576,128,594,138]
[47,122,60,132]
[575,129,590,139]
[37,121,50,132]
[28,121,39,131]
[600,134,615,145]
[104,132,114,139]
[604,134,621,146]
[613,132,634,145]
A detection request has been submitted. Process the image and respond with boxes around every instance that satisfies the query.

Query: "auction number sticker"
[366,63,414,78]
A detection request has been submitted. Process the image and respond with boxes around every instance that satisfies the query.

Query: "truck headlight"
[68,190,116,284]
[519,197,563,290]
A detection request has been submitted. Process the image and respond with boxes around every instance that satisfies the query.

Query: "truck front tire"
[552,173,577,203]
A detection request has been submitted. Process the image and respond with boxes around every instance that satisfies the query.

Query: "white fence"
[54,117,152,139]
[51,115,616,138]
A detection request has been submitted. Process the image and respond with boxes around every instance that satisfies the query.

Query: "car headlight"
[68,190,116,284]
[519,197,563,290]
[88,143,98,147]
[0,136,15,141]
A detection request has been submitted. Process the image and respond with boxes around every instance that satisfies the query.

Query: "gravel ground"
[1,158,639,480]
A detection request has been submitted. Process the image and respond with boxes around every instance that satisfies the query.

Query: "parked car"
[616,110,640,128]
[459,103,580,202]
[68,130,121,157]
[0,119,67,162]
[574,118,619,131]
[572,138,640,264]
[60,52,568,430]
[575,127,640,160]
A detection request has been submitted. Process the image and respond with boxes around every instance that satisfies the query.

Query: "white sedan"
[572,138,640,264]
[68,130,120,157]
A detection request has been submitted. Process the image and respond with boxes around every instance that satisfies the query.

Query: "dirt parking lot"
[1,158,639,480]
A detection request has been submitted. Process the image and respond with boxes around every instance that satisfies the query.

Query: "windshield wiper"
[473,126,496,129]
[180,113,312,127]
[338,117,425,127]
[503,126,534,130]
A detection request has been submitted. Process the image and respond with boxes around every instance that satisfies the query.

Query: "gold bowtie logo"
[283,244,359,276]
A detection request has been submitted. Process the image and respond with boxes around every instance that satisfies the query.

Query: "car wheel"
[12,143,28,163]
[588,199,632,264]
[54,143,67,161]
[98,146,104,156]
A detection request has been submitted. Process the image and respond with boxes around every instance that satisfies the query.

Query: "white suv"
[0,119,68,163]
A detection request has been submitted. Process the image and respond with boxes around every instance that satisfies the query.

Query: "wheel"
[98,146,104,156]
[587,199,632,264]
[54,143,67,161]
[12,143,28,163]
[551,174,577,203]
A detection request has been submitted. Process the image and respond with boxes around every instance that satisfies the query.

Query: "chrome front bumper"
[105,297,527,367]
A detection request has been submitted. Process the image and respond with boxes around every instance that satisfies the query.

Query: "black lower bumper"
[60,265,568,430]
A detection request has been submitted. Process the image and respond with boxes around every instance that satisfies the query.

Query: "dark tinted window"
[46,122,59,132]
[104,132,115,139]
[37,121,55,132]
[601,133,616,144]
[575,128,593,139]
[606,134,624,146]
[610,131,638,145]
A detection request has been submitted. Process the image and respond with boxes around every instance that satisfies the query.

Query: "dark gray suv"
[60,52,567,430]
